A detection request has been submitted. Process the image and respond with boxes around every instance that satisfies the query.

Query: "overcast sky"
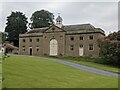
[0,1,119,35]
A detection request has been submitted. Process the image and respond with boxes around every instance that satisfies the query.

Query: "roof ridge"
[63,23,93,26]
[32,27,49,30]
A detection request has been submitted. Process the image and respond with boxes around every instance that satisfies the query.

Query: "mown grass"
[45,56,119,73]
[0,62,2,89]
[3,55,118,88]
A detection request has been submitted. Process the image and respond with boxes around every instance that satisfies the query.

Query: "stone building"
[19,15,105,57]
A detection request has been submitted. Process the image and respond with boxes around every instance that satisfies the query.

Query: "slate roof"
[62,24,96,31]
[26,27,49,34]
[56,16,63,21]
[26,24,99,34]
[4,43,18,49]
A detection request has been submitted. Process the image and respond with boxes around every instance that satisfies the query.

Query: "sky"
[0,0,119,35]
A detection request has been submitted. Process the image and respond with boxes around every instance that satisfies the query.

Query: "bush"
[98,31,120,67]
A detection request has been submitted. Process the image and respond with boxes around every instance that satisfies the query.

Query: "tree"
[30,9,54,28]
[107,31,120,41]
[5,11,28,47]
[0,32,2,45]
[98,31,120,66]
[0,32,8,44]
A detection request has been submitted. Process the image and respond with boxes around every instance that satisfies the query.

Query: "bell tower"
[56,13,63,28]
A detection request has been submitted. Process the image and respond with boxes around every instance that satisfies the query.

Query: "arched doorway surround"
[50,39,58,56]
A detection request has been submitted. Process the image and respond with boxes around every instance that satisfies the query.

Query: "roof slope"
[62,24,95,31]
[26,24,100,34]
[26,27,49,34]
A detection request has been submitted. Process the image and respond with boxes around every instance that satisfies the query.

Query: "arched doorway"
[50,39,58,56]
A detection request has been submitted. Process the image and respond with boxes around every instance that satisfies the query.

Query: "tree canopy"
[0,32,8,44]
[5,11,28,46]
[30,9,54,28]
[98,31,120,66]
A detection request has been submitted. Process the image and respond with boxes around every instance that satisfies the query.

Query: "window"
[80,44,83,48]
[79,36,83,40]
[60,35,63,40]
[89,35,94,40]
[70,45,74,51]
[36,38,39,42]
[29,39,32,42]
[23,48,25,51]
[89,44,94,51]
[52,27,55,30]
[36,48,39,51]
[23,46,25,51]
[23,39,25,42]
[60,35,63,37]
[36,46,39,52]
[70,36,74,41]
[45,36,47,38]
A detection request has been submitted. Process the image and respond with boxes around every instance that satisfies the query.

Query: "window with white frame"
[80,44,84,48]
[23,39,25,42]
[29,39,32,42]
[36,46,39,52]
[79,36,83,40]
[70,36,74,41]
[22,46,25,51]
[89,35,94,40]
[36,38,39,42]
[23,48,25,51]
[89,44,94,51]
[70,45,74,51]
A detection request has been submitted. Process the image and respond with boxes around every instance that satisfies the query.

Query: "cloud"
[0,2,3,31]
[1,0,119,2]
[59,2,118,35]
[0,2,118,35]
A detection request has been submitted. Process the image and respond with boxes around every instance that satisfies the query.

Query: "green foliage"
[98,31,120,66]
[108,31,120,41]
[0,63,1,89]
[5,11,28,46]
[0,32,2,44]
[0,32,7,44]
[30,9,54,28]
[3,56,118,88]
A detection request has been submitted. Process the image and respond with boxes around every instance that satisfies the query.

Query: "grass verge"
[44,56,119,74]
[2,55,118,88]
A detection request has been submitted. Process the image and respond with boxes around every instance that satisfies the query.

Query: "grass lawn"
[0,62,2,89]
[3,55,118,88]
[45,56,119,73]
